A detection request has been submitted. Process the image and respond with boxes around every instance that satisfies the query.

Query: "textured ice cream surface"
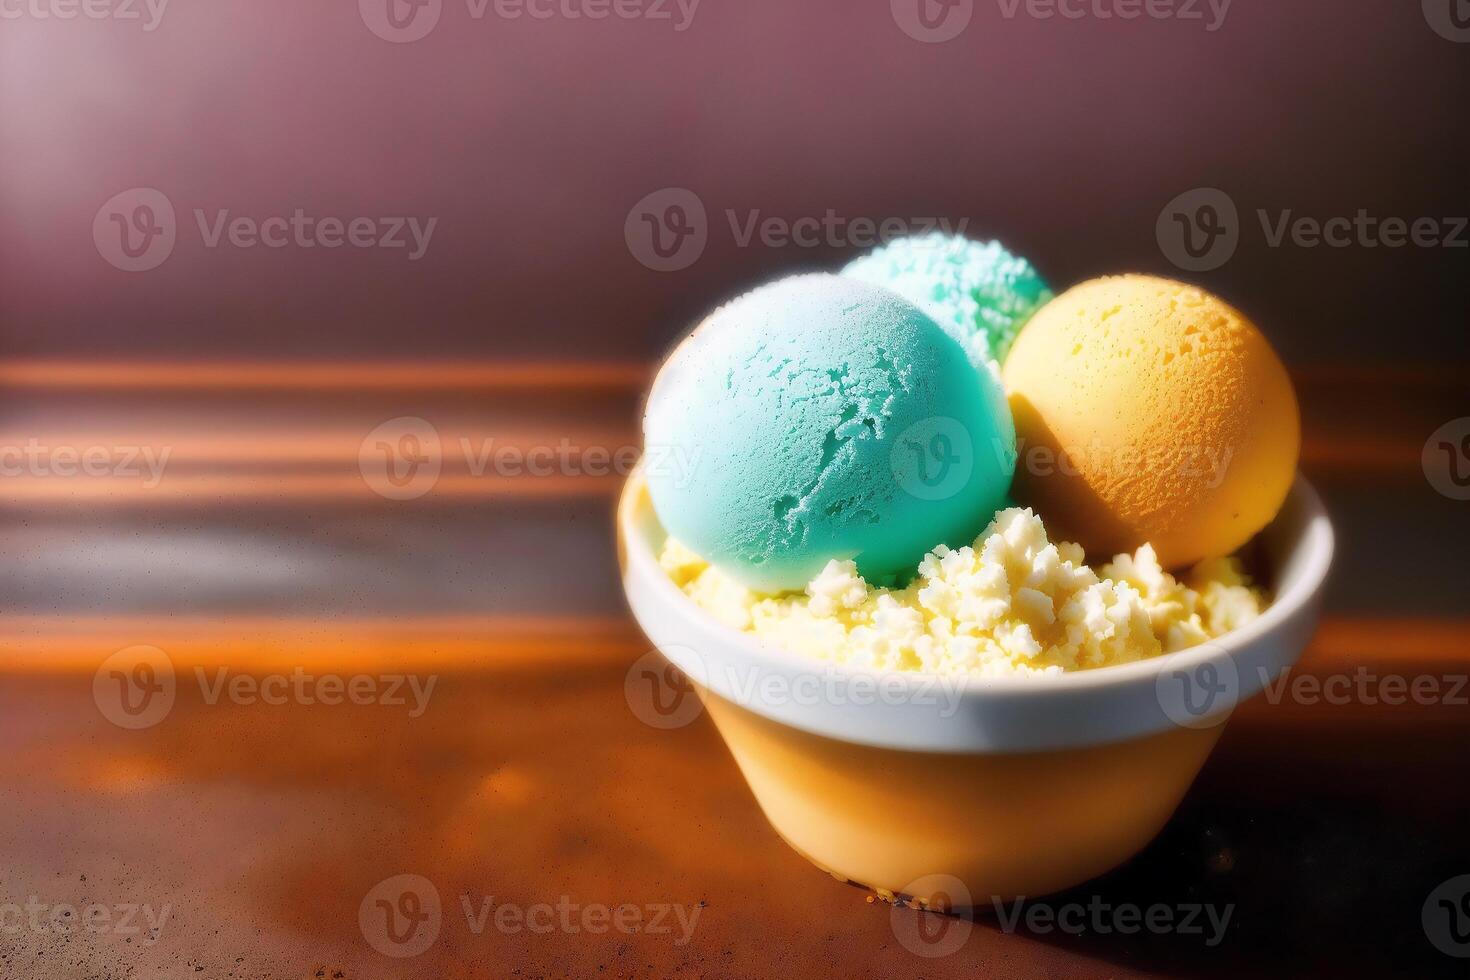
[842,233,1052,366]
[660,508,1262,677]
[643,273,1016,593]
[1004,274,1300,568]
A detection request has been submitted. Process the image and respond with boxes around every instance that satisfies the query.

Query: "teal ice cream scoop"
[643,274,1016,593]
[842,233,1051,365]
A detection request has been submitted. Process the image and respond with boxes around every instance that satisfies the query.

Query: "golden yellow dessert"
[1003,274,1300,568]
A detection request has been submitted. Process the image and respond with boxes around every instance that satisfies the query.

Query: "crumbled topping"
[661,508,1263,676]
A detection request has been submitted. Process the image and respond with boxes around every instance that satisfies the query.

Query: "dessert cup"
[618,471,1333,904]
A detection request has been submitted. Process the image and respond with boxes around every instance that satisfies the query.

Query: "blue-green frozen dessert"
[642,274,1016,593]
[842,233,1051,365]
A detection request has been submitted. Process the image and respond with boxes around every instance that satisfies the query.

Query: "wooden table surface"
[0,363,1466,979]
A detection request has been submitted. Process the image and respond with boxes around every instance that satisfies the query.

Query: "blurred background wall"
[0,0,1464,628]
[1,0,1467,366]
[0,8,1467,975]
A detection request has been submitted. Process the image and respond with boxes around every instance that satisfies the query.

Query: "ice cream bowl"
[618,471,1333,905]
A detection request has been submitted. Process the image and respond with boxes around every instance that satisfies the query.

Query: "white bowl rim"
[620,471,1335,751]
[623,474,1333,692]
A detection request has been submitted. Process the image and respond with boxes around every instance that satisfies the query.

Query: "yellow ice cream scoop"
[1002,274,1299,568]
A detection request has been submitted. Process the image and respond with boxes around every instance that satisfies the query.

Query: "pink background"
[2,0,1467,363]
